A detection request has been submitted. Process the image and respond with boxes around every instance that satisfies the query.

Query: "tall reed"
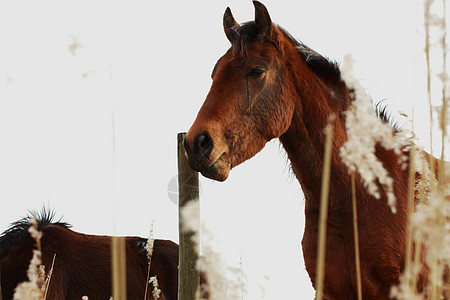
[425,0,448,298]
[144,222,156,300]
[424,0,434,156]
[315,124,333,300]
[43,253,56,300]
[111,236,127,300]
[437,0,448,187]
[404,144,416,291]
[109,63,128,300]
[351,173,362,300]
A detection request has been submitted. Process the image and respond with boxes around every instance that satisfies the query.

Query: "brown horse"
[184,2,431,299]
[0,210,178,300]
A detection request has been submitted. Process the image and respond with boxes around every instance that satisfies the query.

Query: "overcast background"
[0,0,447,298]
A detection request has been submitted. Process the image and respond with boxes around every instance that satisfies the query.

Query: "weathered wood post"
[177,132,200,299]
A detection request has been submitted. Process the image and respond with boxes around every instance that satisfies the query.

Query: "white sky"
[0,0,447,299]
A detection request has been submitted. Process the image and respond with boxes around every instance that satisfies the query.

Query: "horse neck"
[279,57,352,211]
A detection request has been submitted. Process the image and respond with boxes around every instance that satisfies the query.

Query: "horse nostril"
[193,132,214,157]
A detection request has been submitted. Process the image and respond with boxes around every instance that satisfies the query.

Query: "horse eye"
[248,67,265,77]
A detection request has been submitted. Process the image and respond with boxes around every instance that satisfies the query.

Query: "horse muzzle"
[183,131,230,182]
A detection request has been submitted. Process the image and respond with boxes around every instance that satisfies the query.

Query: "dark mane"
[280,28,401,131]
[375,101,401,131]
[277,26,343,87]
[0,208,70,258]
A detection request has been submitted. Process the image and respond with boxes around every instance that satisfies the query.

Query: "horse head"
[184,1,300,181]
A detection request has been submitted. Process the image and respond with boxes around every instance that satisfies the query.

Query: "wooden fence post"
[177,132,200,300]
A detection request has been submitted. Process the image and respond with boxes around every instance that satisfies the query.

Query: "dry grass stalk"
[424,0,434,156]
[405,144,416,279]
[390,165,422,296]
[13,216,45,300]
[391,145,448,300]
[143,264,151,300]
[144,222,155,300]
[43,253,56,300]
[149,276,161,300]
[340,54,407,213]
[109,61,127,300]
[111,236,127,300]
[437,0,448,188]
[315,124,333,300]
[181,200,246,300]
[409,157,431,293]
[410,235,423,295]
[351,172,363,300]
[391,124,448,295]
[420,0,449,299]
[414,191,449,300]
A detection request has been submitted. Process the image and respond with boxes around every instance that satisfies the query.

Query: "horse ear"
[253,1,272,40]
[223,7,239,43]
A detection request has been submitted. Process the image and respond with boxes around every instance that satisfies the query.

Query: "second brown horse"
[1,210,178,300]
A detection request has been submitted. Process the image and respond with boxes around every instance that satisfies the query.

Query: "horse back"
[1,222,179,300]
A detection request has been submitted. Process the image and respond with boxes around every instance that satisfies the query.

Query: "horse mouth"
[186,152,230,182]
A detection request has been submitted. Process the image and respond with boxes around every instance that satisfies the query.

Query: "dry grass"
[404,144,417,289]
[351,172,363,300]
[13,217,46,300]
[315,124,333,300]
[180,200,246,300]
[110,62,129,300]
[43,254,56,300]
[144,222,156,300]
[111,236,127,300]
[149,276,161,300]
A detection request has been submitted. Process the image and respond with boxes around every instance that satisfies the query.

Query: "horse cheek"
[269,98,295,139]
